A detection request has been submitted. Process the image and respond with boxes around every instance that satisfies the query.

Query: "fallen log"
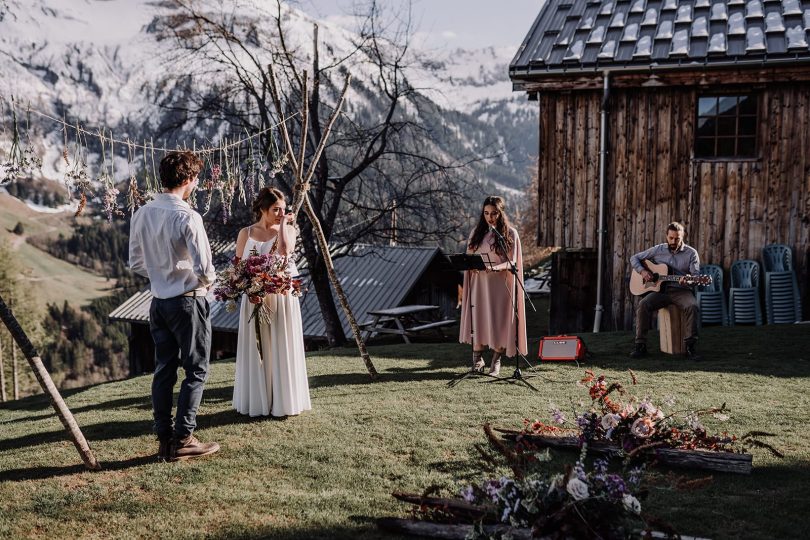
[377,518,531,540]
[392,492,493,522]
[498,429,752,475]
[378,518,711,540]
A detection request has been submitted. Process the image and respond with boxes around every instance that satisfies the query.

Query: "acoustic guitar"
[629,260,712,296]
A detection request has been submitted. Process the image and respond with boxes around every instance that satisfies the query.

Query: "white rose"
[622,493,641,514]
[600,413,621,430]
[566,478,589,501]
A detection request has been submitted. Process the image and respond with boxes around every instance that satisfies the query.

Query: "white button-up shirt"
[128,193,216,299]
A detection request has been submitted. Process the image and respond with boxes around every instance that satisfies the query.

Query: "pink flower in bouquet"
[639,398,665,420]
[213,248,301,316]
[620,403,637,418]
[630,417,655,439]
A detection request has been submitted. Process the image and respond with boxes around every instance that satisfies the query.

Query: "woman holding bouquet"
[232,187,311,417]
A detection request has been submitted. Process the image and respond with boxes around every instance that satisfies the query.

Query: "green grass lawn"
[1,299,809,539]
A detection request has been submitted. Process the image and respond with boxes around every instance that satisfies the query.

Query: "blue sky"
[296,0,545,50]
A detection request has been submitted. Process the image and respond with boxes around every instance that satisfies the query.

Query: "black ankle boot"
[629,342,648,359]
[685,340,703,361]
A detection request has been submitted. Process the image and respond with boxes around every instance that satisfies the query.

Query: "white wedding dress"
[232,236,311,417]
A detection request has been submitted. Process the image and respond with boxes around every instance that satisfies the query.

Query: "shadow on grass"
[564,324,810,379]
[0,404,279,456]
[0,454,157,482]
[0,394,152,427]
[209,516,405,540]
[0,381,141,413]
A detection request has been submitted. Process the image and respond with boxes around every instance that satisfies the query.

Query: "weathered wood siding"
[537,84,810,330]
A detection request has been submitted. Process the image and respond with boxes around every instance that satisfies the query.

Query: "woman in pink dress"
[459,196,527,375]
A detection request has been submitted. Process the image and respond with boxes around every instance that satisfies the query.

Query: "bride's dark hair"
[252,187,285,221]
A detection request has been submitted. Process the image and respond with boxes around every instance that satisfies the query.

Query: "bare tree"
[158,0,474,346]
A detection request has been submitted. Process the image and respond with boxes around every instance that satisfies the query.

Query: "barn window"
[695,95,757,158]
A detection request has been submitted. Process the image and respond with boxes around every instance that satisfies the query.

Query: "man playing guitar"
[629,221,703,361]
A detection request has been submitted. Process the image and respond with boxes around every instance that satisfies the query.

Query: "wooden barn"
[510,0,810,331]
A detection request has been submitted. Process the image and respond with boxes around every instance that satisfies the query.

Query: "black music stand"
[448,253,487,272]
[446,253,503,388]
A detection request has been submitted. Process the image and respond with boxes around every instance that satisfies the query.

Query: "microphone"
[489,226,506,242]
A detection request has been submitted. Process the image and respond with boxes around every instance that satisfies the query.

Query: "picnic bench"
[360,305,457,343]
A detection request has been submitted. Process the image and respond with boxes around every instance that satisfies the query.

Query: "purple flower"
[604,474,627,498]
[460,486,475,503]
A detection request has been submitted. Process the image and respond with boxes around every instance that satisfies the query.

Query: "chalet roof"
[510,0,810,82]
[109,244,448,340]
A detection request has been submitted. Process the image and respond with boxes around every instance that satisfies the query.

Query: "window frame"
[693,93,759,161]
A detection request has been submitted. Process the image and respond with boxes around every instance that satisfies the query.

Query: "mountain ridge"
[0,0,537,193]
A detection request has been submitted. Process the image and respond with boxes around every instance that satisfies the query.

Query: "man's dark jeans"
[149,295,211,440]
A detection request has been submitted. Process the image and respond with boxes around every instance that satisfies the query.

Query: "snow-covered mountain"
[0,0,537,191]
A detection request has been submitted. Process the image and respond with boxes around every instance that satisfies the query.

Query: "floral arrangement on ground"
[384,424,707,540]
[517,370,783,460]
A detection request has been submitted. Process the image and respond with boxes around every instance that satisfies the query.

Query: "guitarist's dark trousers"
[635,287,699,345]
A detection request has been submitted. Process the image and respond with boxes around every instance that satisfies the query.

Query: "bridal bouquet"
[213,248,302,325]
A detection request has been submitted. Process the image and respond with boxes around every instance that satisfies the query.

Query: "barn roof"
[109,244,449,340]
[510,0,810,83]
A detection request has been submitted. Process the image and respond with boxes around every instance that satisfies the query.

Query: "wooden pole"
[0,336,6,402]
[11,340,18,400]
[303,195,379,379]
[0,293,101,470]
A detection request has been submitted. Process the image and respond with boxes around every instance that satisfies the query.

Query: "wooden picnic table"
[361,305,457,344]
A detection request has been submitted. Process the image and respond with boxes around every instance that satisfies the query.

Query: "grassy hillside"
[1,310,809,539]
[0,192,112,308]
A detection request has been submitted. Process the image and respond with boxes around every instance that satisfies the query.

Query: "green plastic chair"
[697,264,727,326]
[729,260,762,325]
[762,244,793,273]
[762,244,801,323]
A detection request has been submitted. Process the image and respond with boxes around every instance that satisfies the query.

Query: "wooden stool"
[658,305,685,354]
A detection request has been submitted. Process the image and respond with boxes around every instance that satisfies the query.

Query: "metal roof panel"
[511,0,810,79]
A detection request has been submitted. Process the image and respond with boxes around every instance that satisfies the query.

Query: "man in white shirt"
[129,150,220,462]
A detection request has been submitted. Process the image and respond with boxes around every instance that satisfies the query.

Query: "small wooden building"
[510,0,810,330]
[110,244,460,374]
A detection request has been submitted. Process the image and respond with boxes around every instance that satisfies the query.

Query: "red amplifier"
[538,335,587,362]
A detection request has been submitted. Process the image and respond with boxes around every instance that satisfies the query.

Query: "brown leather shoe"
[170,435,220,462]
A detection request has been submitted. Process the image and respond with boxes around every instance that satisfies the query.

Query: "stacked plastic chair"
[762,244,802,323]
[729,260,763,325]
[697,264,728,326]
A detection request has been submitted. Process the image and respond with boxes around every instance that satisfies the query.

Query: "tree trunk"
[0,337,6,402]
[0,294,101,470]
[12,340,18,400]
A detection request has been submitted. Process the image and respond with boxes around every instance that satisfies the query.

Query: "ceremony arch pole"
[0,294,101,470]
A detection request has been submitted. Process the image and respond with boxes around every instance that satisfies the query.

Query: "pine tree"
[0,241,40,399]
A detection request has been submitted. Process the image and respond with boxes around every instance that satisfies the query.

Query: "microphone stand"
[487,226,540,392]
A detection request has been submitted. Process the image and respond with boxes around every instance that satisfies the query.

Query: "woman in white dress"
[232,187,311,417]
